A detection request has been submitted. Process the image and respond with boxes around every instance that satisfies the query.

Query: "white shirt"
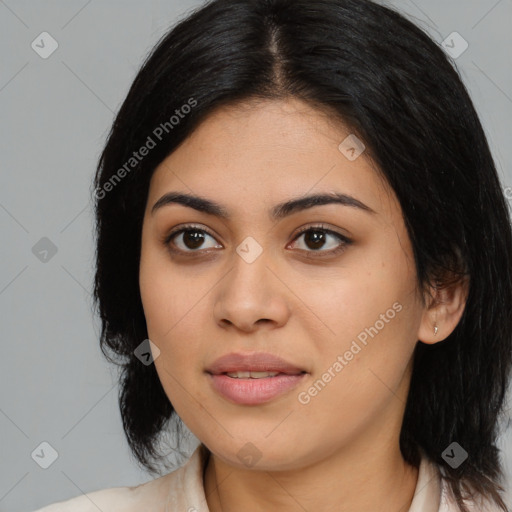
[32,443,502,511]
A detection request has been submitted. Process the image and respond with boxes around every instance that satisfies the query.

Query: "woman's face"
[139,98,431,470]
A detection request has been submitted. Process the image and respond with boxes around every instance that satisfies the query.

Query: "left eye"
[289,227,350,253]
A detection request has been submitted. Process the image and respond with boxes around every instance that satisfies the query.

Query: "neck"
[203,437,419,512]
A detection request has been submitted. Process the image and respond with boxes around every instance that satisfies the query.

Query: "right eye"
[163,224,223,254]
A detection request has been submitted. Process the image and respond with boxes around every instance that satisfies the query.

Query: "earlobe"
[417,276,469,345]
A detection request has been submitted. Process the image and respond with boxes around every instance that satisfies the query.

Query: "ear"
[417,275,469,344]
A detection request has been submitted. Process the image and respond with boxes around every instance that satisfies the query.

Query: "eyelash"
[162,223,353,258]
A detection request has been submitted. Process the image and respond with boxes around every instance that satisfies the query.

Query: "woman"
[34,0,512,510]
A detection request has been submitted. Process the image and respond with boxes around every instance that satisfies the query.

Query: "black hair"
[92,1,512,510]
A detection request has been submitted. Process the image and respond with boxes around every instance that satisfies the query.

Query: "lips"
[208,372,307,405]
[206,352,308,405]
[205,351,306,376]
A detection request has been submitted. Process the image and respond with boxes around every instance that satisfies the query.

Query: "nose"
[212,248,291,333]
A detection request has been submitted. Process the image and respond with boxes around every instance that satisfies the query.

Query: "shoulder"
[411,452,507,512]
[30,485,141,512]
[438,472,507,512]
[31,444,210,512]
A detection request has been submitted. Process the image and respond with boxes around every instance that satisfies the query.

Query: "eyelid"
[290,223,352,243]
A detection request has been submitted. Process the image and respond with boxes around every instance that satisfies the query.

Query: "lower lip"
[208,373,307,405]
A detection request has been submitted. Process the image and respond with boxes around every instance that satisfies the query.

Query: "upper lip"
[206,352,306,375]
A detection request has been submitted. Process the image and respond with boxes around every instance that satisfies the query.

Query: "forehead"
[147,98,397,221]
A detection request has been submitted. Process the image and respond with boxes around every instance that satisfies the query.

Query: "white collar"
[164,444,443,512]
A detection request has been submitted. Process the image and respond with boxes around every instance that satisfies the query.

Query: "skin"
[139,97,468,512]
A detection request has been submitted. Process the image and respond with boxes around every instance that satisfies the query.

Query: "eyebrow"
[151,191,377,219]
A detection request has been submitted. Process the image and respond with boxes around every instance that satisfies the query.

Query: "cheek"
[305,263,402,344]
[296,304,416,441]
[139,241,202,337]
[139,248,210,367]
[305,256,418,390]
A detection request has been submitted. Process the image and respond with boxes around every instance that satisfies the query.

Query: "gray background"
[1,0,511,510]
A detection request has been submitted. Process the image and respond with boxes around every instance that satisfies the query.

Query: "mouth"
[205,351,308,405]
